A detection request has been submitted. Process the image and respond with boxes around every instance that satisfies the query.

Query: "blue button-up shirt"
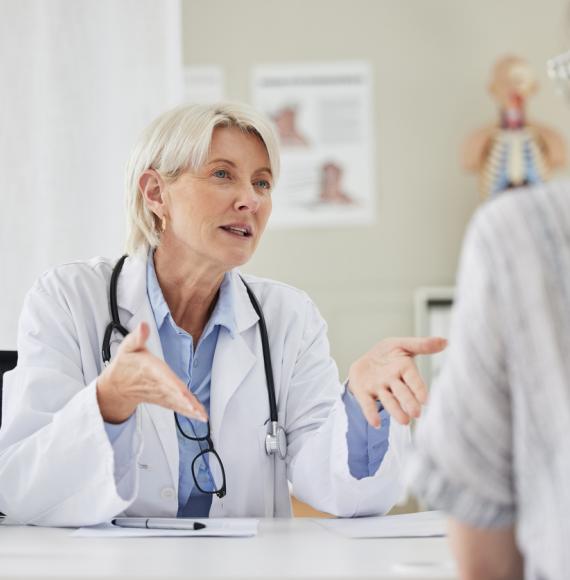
[105,252,390,516]
[146,253,237,516]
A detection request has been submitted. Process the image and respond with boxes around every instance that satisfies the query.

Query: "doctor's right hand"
[96,322,208,425]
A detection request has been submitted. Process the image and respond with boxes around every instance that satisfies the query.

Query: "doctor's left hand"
[348,336,447,428]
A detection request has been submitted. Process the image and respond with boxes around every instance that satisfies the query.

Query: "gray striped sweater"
[408,182,570,580]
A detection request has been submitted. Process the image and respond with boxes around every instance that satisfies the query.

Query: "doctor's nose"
[233,185,261,213]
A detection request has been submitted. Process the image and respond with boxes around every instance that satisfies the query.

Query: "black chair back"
[0,351,18,430]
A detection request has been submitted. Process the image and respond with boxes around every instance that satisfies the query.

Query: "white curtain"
[0,0,183,348]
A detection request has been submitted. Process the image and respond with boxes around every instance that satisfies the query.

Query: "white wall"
[183,0,570,376]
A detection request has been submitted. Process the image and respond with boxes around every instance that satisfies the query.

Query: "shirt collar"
[208,272,238,338]
[146,250,170,330]
[146,250,238,338]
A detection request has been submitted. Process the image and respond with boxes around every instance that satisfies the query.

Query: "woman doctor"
[0,102,445,526]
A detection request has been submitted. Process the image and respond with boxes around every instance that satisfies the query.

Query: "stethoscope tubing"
[240,277,278,424]
[101,255,285,458]
[101,254,129,365]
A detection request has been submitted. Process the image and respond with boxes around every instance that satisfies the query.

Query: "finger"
[121,322,150,354]
[167,390,208,422]
[402,365,428,405]
[157,363,208,421]
[378,390,410,425]
[181,390,208,422]
[163,391,203,421]
[352,390,382,429]
[137,321,150,348]
[141,356,209,421]
[391,336,448,356]
[389,379,421,419]
[154,365,207,420]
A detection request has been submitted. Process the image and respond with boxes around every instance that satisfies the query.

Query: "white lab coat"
[0,252,410,526]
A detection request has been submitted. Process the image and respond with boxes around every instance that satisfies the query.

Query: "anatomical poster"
[252,61,375,228]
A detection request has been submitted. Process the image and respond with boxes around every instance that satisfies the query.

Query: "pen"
[111,518,206,531]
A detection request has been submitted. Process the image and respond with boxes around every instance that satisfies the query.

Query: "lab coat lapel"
[111,258,260,490]
[210,271,259,443]
[112,251,179,490]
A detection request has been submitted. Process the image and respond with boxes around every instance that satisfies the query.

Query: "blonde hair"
[124,102,280,253]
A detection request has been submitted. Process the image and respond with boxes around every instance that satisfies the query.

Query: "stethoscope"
[101,255,287,460]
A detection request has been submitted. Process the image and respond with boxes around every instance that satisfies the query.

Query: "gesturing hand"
[348,336,447,428]
[97,322,208,424]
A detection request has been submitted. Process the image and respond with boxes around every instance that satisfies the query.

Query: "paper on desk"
[72,518,258,538]
[314,510,446,538]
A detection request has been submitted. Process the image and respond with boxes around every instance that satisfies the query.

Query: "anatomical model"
[462,55,566,198]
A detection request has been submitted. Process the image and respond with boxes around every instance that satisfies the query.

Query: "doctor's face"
[160,126,273,271]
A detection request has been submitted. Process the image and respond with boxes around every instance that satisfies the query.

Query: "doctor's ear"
[139,169,166,213]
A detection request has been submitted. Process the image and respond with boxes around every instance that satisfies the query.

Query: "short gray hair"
[124,102,280,253]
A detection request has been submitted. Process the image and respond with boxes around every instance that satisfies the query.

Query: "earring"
[160,215,166,233]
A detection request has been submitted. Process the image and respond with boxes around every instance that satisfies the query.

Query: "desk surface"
[0,519,456,580]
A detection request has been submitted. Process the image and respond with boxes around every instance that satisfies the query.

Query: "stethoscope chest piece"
[266,421,287,460]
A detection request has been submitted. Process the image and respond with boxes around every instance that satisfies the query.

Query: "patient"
[408,182,570,580]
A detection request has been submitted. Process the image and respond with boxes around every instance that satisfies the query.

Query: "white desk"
[0,519,455,580]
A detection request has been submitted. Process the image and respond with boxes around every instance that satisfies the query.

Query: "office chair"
[0,351,18,430]
[0,350,17,519]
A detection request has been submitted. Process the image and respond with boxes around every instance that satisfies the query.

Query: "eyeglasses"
[547,50,570,81]
[547,50,570,101]
[174,413,227,499]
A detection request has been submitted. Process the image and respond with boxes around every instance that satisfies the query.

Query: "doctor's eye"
[254,179,272,191]
[213,169,230,179]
